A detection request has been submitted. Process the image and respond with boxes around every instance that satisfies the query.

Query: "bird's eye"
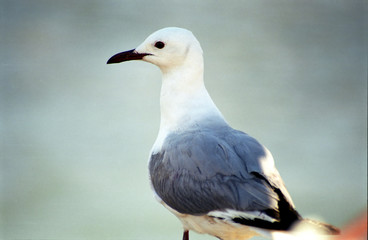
[154,41,165,49]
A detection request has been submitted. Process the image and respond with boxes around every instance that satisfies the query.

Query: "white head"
[107,27,203,74]
[108,27,225,150]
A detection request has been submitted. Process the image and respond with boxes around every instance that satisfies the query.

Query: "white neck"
[151,63,226,153]
[160,65,224,129]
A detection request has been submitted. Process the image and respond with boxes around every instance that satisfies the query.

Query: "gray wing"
[149,127,300,228]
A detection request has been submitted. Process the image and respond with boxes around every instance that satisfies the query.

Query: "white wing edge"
[208,209,278,223]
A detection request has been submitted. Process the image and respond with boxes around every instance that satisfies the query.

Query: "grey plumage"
[149,122,300,229]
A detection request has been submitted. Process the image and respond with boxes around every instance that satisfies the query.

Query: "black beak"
[107,49,151,64]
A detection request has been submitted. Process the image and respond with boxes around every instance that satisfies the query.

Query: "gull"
[107,27,339,240]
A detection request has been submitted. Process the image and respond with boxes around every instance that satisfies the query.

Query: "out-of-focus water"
[1,1,366,239]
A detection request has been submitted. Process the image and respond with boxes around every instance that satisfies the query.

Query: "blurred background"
[1,0,367,239]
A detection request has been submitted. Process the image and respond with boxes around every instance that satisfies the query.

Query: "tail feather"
[296,219,340,235]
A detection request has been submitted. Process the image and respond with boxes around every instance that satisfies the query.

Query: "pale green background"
[1,0,367,240]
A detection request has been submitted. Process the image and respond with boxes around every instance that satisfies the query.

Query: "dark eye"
[154,41,165,49]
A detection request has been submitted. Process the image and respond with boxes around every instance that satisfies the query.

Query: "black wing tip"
[245,172,340,235]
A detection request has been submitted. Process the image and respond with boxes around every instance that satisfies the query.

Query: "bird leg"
[182,230,189,240]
